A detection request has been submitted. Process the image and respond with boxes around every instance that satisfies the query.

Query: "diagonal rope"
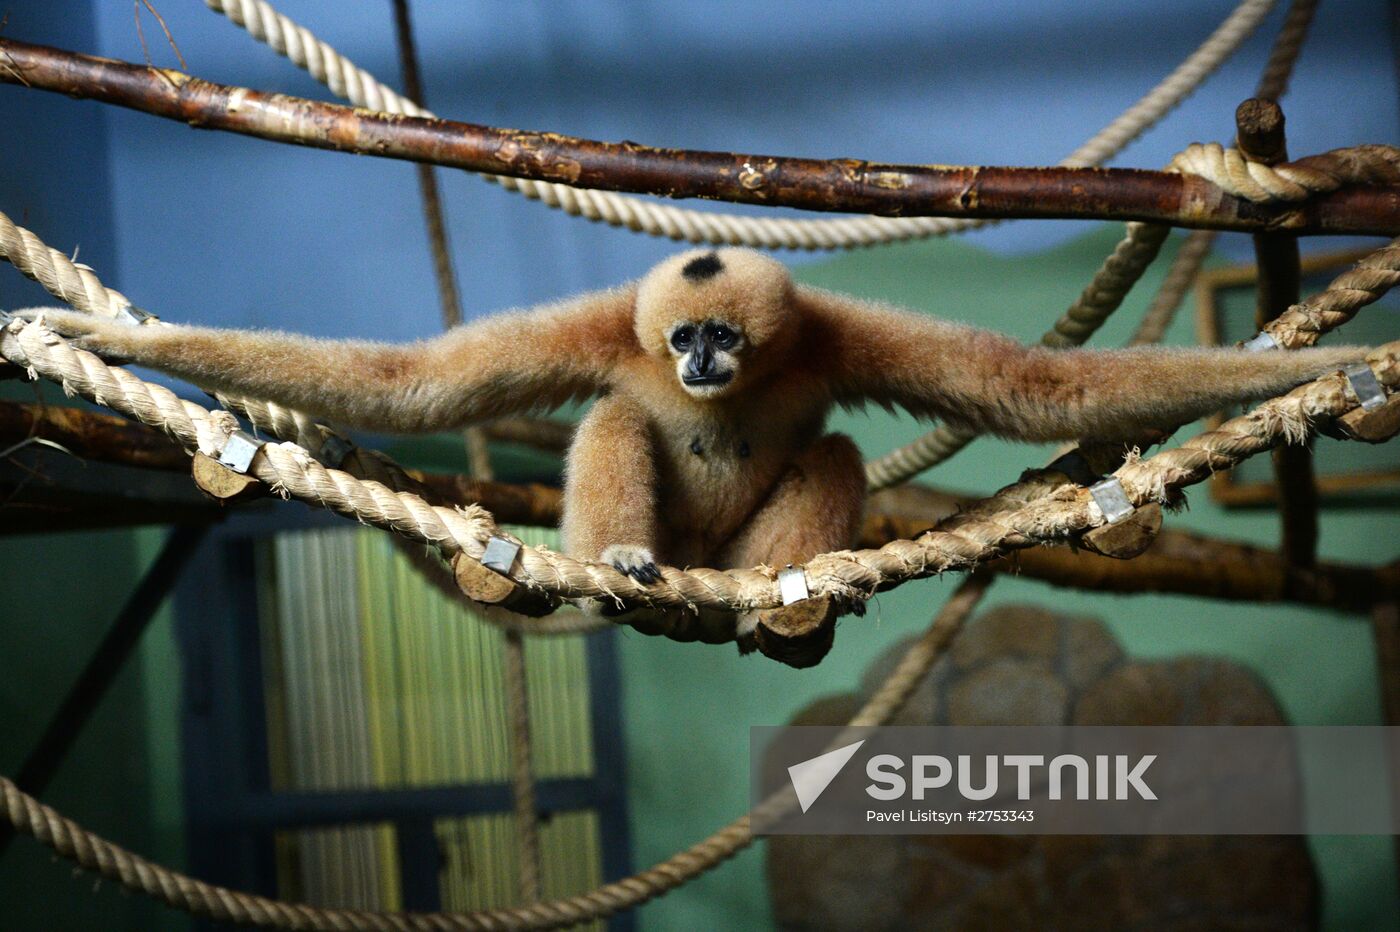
[204,0,1277,250]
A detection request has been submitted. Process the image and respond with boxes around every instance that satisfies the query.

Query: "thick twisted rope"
[0,206,437,498]
[0,568,991,930]
[3,314,1394,620]
[204,0,1276,251]
[1261,240,1400,348]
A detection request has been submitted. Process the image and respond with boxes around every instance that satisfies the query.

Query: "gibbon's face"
[667,315,744,398]
[634,247,796,401]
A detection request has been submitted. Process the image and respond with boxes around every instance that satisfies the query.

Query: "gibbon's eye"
[706,323,738,349]
[670,325,696,351]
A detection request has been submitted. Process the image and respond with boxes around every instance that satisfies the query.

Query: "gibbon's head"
[634,248,796,399]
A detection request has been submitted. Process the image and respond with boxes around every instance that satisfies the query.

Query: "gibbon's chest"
[656,418,785,543]
[648,397,826,555]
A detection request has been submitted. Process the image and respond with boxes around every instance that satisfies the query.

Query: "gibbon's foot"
[600,544,662,585]
[748,595,839,668]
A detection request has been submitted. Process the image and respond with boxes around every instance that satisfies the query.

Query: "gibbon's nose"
[687,341,715,376]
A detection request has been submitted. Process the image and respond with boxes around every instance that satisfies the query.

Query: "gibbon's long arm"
[799,287,1369,442]
[17,288,639,432]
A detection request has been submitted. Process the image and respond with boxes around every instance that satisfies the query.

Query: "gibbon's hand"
[8,308,136,360]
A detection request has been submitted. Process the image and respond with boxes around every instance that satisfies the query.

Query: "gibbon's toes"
[626,562,662,584]
[600,545,662,585]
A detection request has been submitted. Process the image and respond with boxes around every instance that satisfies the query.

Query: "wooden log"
[754,596,839,668]
[0,37,1397,235]
[0,400,187,470]
[451,552,557,617]
[482,417,574,454]
[1081,502,1163,559]
[1336,393,1400,442]
[190,451,266,503]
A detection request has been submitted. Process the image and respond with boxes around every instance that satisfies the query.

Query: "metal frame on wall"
[175,508,634,927]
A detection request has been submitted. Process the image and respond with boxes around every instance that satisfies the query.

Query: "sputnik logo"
[787,739,866,813]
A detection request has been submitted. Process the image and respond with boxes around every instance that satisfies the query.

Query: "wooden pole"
[0,38,1396,235]
[1237,98,1319,572]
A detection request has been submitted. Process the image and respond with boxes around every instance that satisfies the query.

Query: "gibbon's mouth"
[682,372,734,387]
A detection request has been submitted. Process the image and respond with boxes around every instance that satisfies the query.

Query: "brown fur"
[18,247,1369,583]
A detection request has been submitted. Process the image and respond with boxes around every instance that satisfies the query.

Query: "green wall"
[0,521,187,931]
[618,227,1400,931]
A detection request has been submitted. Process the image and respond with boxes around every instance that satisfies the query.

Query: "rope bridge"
[3,222,1396,627]
[0,0,1398,927]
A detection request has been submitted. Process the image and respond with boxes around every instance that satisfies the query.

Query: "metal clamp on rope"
[216,430,264,474]
[481,536,522,576]
[318,434,354,467]
[1343,362,1387,412]
[1242,331,1278,353]
[778,566,810,605]
[1088,476,1135,525]
[116,303,157,326]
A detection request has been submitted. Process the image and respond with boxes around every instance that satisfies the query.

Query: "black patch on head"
[681,252,724,282]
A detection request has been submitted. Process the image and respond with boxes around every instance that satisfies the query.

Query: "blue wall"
[51,0,1397,345]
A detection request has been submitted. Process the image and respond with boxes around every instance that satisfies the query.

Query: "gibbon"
[13,248,1366,649]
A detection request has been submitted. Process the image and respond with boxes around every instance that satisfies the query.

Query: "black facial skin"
[672,320,739,386]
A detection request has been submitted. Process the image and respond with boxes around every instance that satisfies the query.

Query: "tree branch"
[0,37,1396,235]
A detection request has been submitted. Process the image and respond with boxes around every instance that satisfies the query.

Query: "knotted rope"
[1170,142,1400,203]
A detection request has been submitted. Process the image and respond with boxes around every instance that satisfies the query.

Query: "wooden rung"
[191,451,266,503]
[1337,393,1400,443]
[754,595,839,668]
[451,552,557,617]
[1081,502,1163,559]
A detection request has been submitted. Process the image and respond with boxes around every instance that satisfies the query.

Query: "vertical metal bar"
[177,531,278,920]
[585,627,636,932]
[395,817,443,911]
